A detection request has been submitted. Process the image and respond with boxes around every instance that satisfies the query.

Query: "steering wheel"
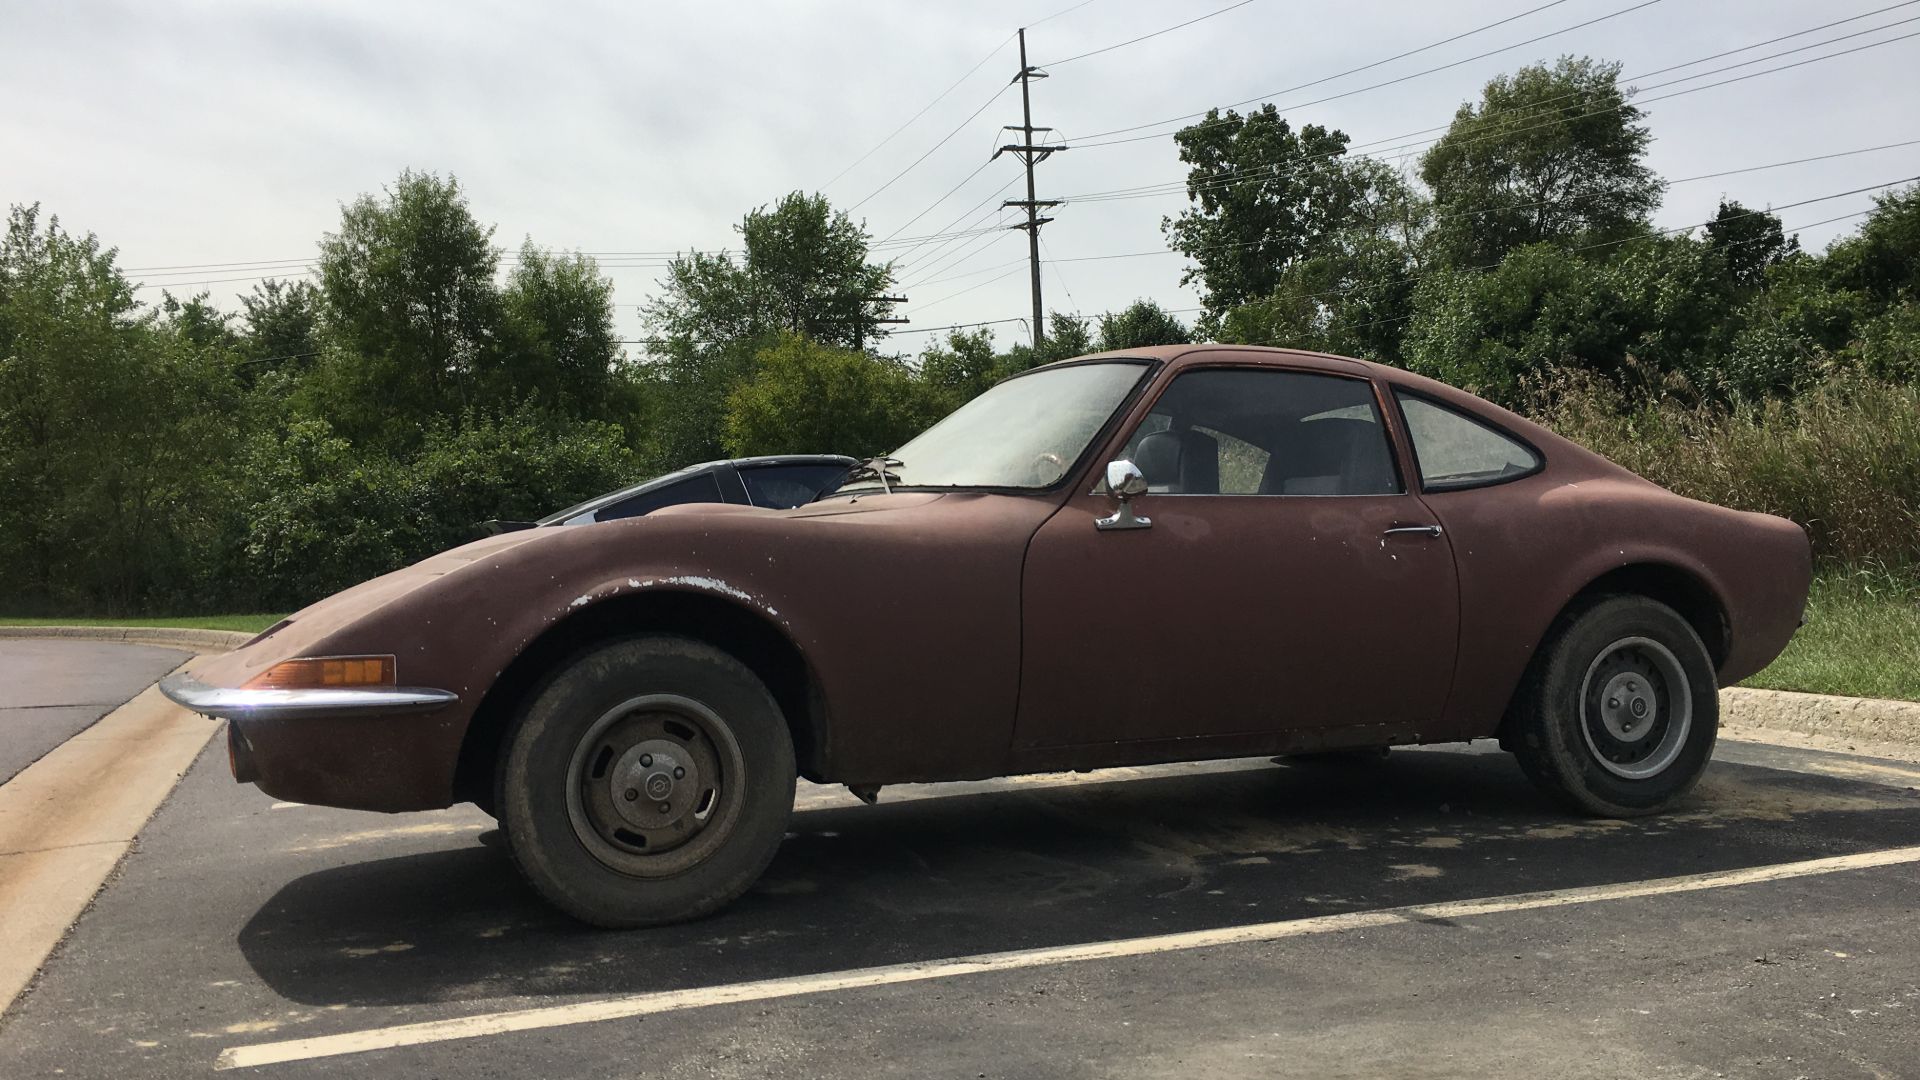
[1030,451,1066,485]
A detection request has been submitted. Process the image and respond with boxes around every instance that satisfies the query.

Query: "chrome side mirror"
[1096,459,1152,531]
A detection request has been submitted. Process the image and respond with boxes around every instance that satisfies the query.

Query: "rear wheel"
[497,635,795,927]
[1509,595,1718,817]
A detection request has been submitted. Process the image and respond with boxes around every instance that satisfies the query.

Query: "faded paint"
[179,345,1811,814]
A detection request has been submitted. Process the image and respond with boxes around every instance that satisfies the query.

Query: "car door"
[1014,364,1461,754]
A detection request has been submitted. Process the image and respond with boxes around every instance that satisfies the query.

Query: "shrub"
[724,332,949,458]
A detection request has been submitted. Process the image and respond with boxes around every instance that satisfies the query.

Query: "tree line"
[2,56,1916,615]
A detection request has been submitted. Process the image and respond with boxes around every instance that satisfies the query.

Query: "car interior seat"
[1135,429,1221,494]
[1259,418,1396,495]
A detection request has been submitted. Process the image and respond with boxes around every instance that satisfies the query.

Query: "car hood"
[192,491,973,689]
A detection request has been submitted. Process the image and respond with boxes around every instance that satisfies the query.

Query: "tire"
[1508,595,1718,817]
[496,635,796,928]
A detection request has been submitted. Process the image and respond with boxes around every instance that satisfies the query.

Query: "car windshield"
[834,360,1150,493]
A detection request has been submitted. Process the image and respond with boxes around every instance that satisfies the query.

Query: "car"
[477,454,857,534]
[160,344,1812,927]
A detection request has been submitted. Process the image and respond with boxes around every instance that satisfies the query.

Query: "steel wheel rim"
[1578,636,1692,781]
[564,693,747,878]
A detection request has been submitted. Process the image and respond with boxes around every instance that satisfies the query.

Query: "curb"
[0,625,253,651]
[1722,686,1920,750]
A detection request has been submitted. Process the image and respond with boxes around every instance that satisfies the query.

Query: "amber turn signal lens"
[242,655,397,690]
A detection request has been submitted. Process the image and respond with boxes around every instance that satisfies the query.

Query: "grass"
[1743,566,1920,702]
[0,613,287,634]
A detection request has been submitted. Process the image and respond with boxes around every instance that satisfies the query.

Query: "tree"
[916,327,1006,404]
[1401,244,1623,402]
[1164,106,1374,318]
[1036,311,1093,364]
[1705,200,1797,291]
[239,278,320,372]
[644,192,896,352]
[1211,163,1432,362]
[311,170,503,441]
[1097,300,1190,351]
[723,333,946,458]
[1826,183,1920,305]
[641,192,898,467]
[499,241,624,416]
[0,204,241,612]
[1420,57,1663,267]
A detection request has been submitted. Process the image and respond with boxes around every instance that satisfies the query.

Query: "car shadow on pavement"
[235,748,1920,1009]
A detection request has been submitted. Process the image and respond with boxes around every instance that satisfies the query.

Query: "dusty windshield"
[835,360,1149,493]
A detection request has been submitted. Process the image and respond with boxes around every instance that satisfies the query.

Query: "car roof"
[1055,343,1376,376]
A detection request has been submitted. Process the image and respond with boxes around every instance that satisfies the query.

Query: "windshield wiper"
[842,456,904,494]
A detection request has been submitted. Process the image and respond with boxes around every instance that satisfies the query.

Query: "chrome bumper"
[157,672,458,721]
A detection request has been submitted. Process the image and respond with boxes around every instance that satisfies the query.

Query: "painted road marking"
[218,842,1920,1070]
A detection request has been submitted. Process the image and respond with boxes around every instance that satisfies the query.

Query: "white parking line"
[217,843,1920,1070]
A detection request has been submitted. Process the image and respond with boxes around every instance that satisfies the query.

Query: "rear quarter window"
[1395,392,1541,491]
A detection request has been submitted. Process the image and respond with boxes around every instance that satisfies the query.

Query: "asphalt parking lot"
[0,639,187,784]
[3,643,1919,1078]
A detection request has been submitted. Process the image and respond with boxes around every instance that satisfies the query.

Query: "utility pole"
[995,27,1066,352]
[855,295,909,353]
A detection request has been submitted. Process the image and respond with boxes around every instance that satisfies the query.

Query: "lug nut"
[657,802,671,814]
[623,788,639,801]
[640,754,654,767]
[673,766,686,779]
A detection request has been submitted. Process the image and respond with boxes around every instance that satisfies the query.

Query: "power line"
[848,84,1011,212]
[822,35,1016,191]
[887,175,1022,270]
[1039,234,1080,313]
[1073,0,1671,149]
[915,264,1030,314]
[1061,0,1584,145]
[909,256,1031,289]
[902,229,1021,290]
[1039,146,1920,269]
[1041,0,1262,66]
[1055,20,1920,213]
[1080,1,1919,164]
[876,158,998,245]
[1028,0,1100,28]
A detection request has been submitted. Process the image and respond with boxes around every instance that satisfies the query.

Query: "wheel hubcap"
[1579,636,1692,781]
[564,694,745,877]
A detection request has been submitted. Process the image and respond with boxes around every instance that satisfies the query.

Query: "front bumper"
[157,672,458,721]
[158,673,465,811]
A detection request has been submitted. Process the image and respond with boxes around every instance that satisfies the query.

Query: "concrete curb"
[1722,686,1920,750]
[0,625,253,651]
[0,661,222,1017]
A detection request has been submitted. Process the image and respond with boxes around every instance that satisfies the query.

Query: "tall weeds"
[1530,372,1920,565]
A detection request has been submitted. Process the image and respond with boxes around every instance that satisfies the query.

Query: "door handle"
[1383,524,1443,538]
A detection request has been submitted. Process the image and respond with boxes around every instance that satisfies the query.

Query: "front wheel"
[497,635,796,927]
[1509,595,1719,817]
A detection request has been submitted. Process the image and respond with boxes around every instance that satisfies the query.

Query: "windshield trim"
[822,357,1160,500]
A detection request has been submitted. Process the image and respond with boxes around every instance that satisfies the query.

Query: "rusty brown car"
[160,345,1812,927]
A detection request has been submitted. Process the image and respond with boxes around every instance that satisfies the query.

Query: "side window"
[1122,369,1401,496]
[1395,393,1541,491]
[596,472,725,521]
[739,463,850,509]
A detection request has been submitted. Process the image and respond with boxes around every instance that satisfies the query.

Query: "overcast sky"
[6,0,1917,353]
